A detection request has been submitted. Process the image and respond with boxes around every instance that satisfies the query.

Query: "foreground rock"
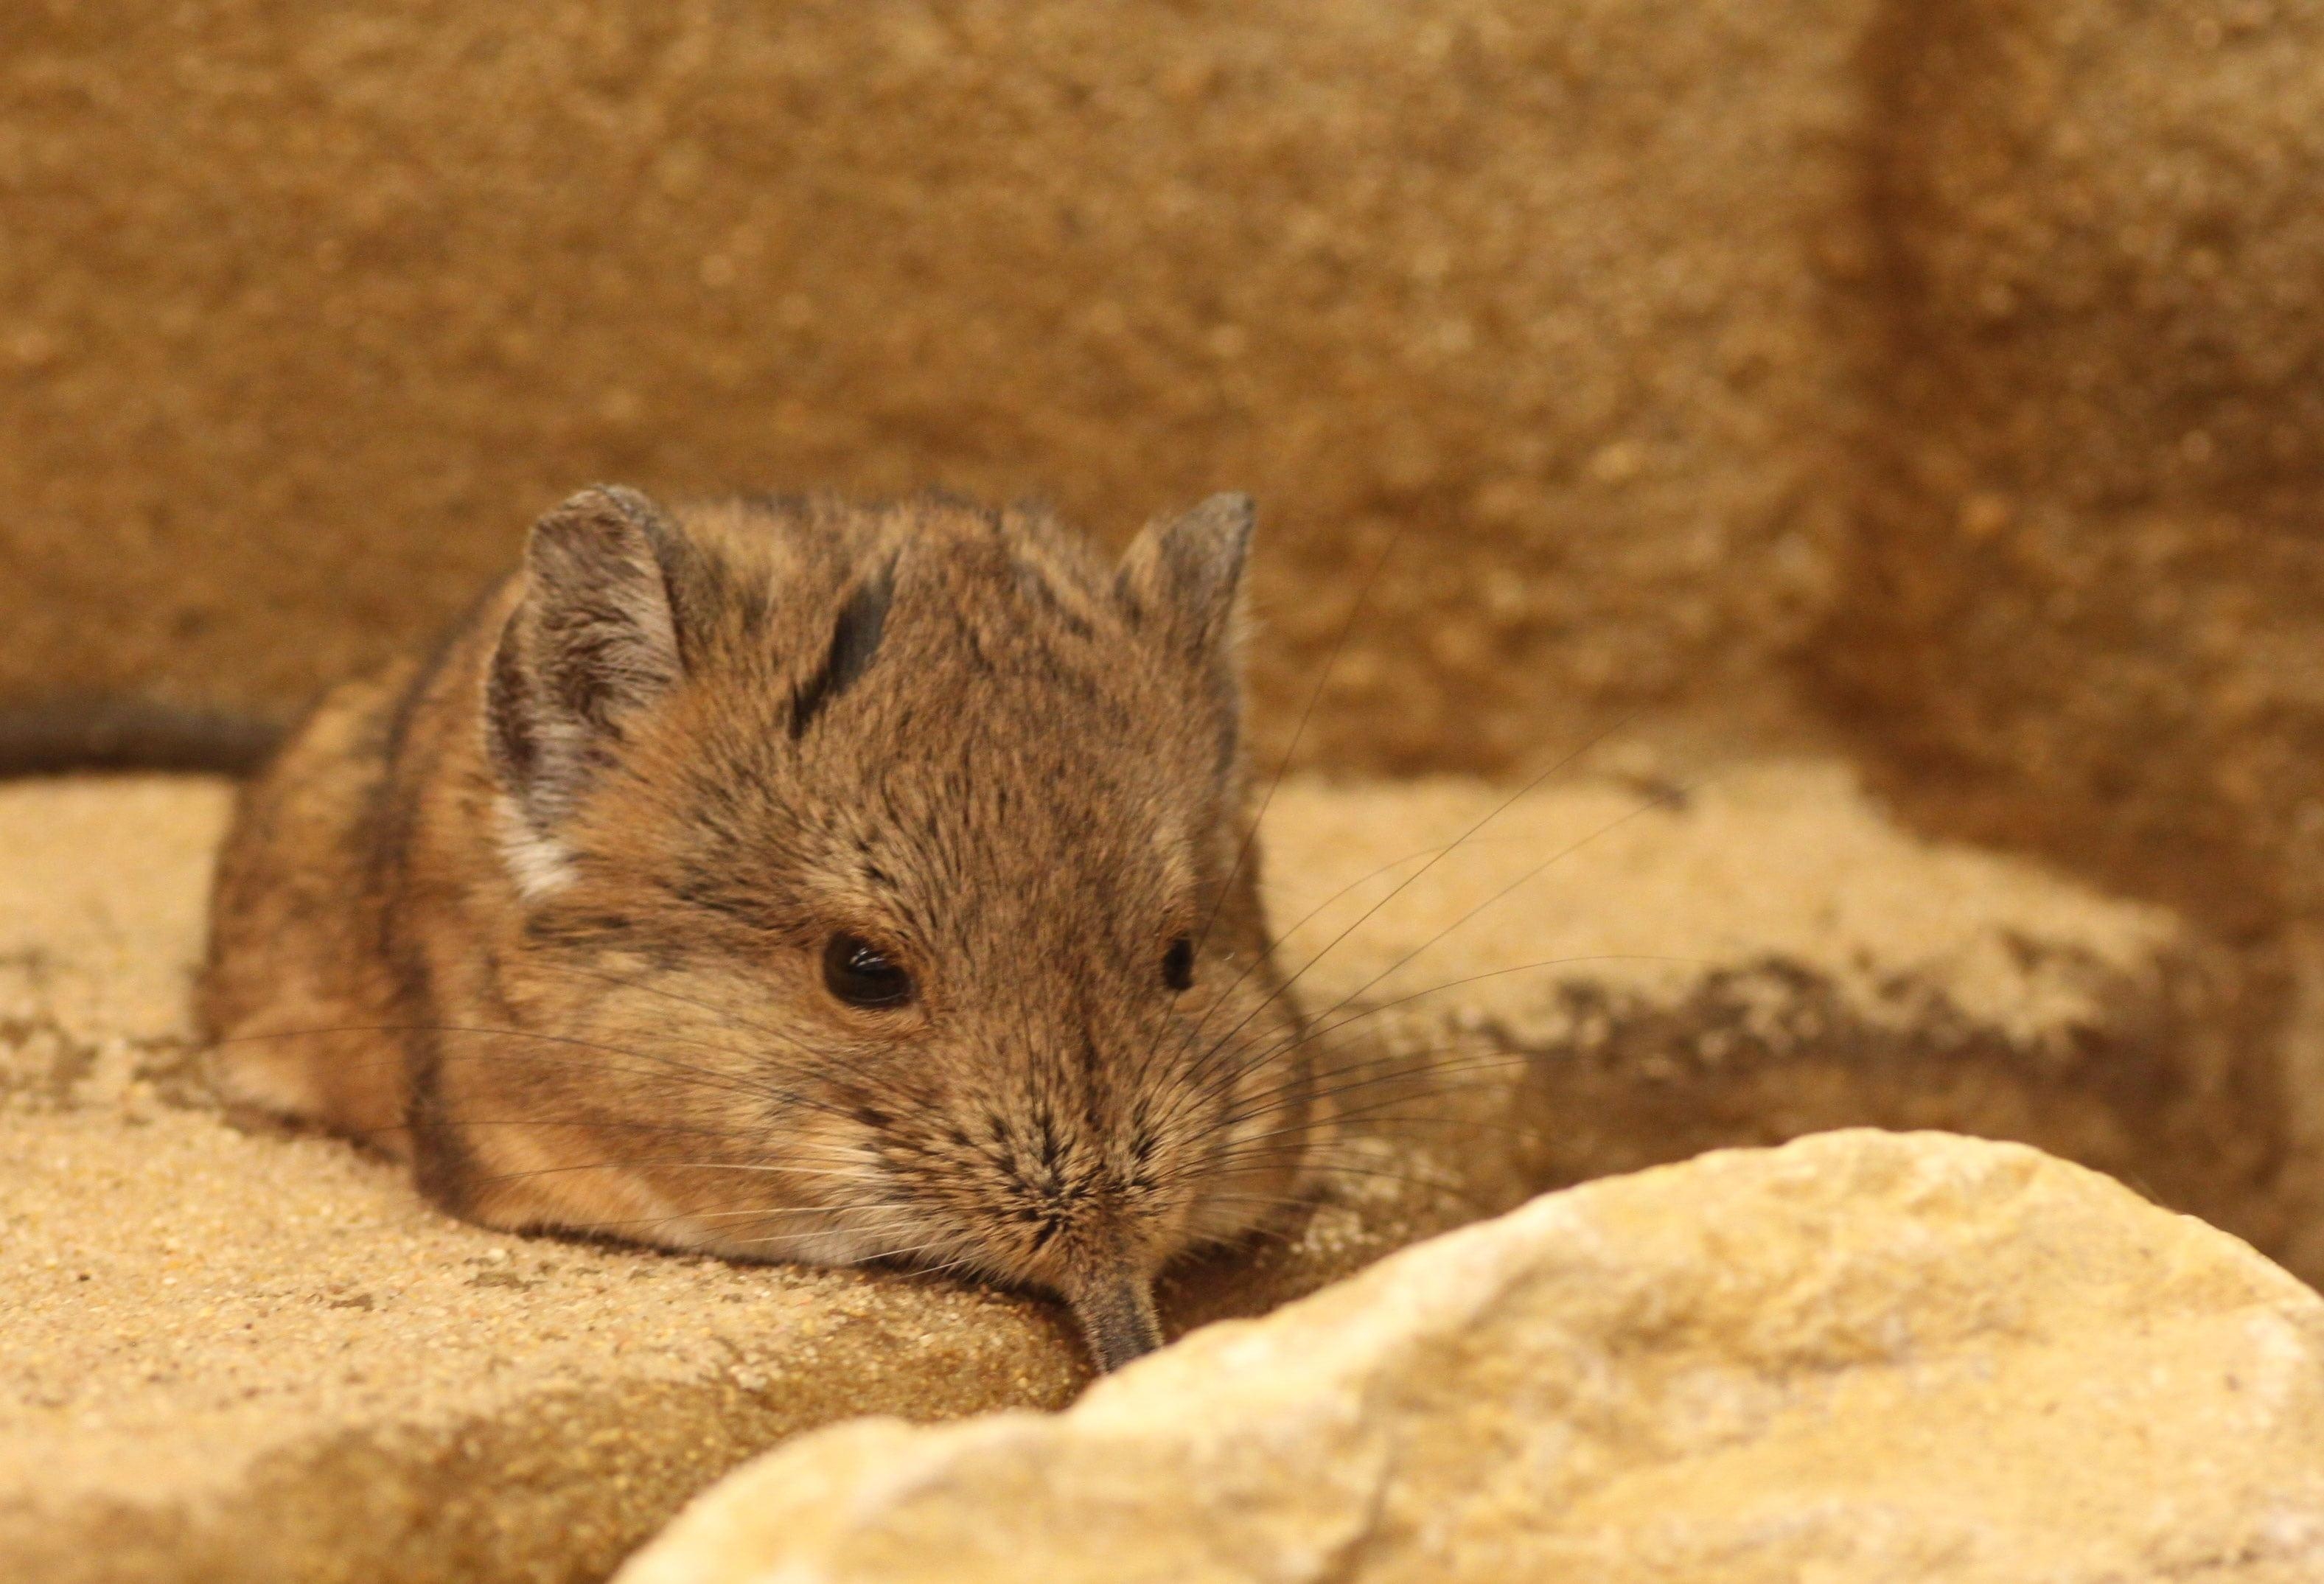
[623,1130,2324,1584]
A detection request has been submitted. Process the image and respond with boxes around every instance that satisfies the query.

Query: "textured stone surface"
[1831,0,2324,936]
[620,1129,2324,1584]
[11,0,2324,983]
[0,0,1868,770]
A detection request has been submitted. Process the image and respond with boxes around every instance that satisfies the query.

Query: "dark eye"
[823,933,915,1009]
[1162,936,1195,993]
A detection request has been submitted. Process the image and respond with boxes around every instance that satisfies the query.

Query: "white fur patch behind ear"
[495,793,578,902]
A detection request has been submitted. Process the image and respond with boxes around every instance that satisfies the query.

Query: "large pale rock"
[621,1130,2324,1584]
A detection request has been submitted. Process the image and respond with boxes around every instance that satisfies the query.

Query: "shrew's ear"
[1115,492,1255,663]
[486,486,683,854]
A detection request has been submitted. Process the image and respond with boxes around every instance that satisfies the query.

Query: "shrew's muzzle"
[1064,1266,1165,1373]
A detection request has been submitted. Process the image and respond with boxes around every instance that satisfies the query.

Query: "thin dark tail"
[0,697,286,775]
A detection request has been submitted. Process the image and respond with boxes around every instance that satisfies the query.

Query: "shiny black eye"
[823,934,915,1009]
[1162,936,1195,993]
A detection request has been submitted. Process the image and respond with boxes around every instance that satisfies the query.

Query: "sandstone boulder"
[621,1129,2324,1584]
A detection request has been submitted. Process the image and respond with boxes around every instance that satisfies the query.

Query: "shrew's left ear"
[1115,492,1255,664]
[486,485,685,840]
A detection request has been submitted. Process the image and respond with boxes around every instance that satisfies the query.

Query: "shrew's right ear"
[1114,492,1255,666]
[486,486,684,861]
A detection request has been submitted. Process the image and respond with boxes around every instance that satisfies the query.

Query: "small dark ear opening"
[1115,492,1255,660]
[486,485,684,832]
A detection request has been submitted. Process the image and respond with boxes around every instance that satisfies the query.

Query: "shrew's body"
[202,487,1318,1371]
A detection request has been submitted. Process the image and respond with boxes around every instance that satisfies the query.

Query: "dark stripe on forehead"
[790,559,897,739]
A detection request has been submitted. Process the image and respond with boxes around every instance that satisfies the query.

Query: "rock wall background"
[1834,0,2324,938]
[8,1,2324,929]
[1,0,1863,772]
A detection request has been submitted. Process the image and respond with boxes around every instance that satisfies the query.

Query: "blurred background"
[4,0,2323,948]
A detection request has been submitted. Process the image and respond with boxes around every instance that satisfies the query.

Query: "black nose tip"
[1067,1271,1165,1372]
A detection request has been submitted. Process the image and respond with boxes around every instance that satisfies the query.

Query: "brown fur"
[201,487,1316,1371]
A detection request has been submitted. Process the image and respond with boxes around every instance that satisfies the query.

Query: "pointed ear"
[486,486,683,838]
[1115,492,1255,662]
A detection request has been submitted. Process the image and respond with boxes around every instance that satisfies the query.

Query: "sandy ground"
[0,763,2282,1582]
[0,778,1445,1580]
[0,782,1058,1576]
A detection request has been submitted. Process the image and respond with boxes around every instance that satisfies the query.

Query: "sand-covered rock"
[0,775,1431,1583]
[621,1129,2324,1584]
[1255,760,2286,1272]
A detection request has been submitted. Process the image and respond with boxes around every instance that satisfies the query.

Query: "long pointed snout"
[1064,1266,1165,1372]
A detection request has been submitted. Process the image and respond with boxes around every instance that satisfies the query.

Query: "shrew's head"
[475,486,1317,1371]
